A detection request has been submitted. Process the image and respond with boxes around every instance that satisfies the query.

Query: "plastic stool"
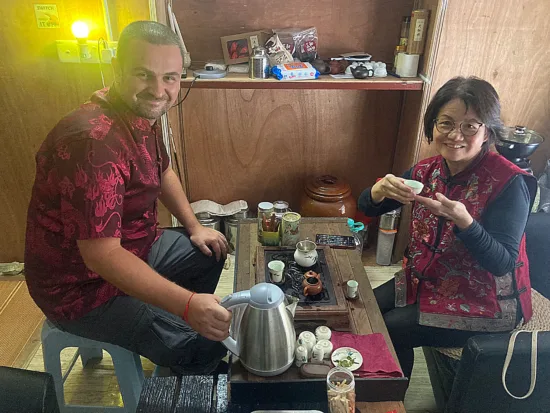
[41,320,144,413]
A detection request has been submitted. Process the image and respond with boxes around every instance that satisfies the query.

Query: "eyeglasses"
[434,118,483,137]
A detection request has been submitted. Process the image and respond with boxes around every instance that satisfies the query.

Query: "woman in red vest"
[358,76,537,379]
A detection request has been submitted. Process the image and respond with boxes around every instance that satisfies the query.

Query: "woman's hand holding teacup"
[414,192,473,230]
[371,174,416,204]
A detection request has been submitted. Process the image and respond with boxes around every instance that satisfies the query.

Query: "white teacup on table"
[315,325,332,341]
[317,339,333,358]
[298,331,317,359]
[404,179,424,194]
[268,260,285,283]
[346,280,358,299]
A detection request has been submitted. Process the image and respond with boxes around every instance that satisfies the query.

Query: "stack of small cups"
[295,326,334,367]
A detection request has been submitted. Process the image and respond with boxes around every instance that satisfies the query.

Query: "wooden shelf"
[180,71,424,90]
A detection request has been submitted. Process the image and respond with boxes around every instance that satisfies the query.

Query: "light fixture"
[71,21,91,59]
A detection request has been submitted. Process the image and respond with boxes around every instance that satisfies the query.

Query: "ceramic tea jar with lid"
[299,175,357,218]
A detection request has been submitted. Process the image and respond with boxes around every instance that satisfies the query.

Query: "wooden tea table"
[229,217,407,412]
[136,217,406,413]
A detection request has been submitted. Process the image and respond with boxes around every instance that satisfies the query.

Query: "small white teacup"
[295,345,308,367]
[315,325,332,341]
[268,260,285,283]
[403,179,424,195]
[311,343,325,362]
[298,331,316,359]
[347,280,359,299]
[317,339,333,358]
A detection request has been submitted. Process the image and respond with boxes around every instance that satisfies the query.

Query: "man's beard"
[131,97,171,120]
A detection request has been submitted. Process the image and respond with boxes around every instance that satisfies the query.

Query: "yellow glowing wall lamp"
[56,21,117,64]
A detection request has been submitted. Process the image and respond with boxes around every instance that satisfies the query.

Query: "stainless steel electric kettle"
[220,283,296,376]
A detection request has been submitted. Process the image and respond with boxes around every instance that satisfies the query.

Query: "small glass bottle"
[327,367,356,413]
[400,16,411,39]
[347,218,365,254]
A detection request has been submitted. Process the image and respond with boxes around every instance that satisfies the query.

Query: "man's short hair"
[117,21,184,66]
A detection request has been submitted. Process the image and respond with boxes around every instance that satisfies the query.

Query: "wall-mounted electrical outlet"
[56,40,81,63]
[56,40,117,64]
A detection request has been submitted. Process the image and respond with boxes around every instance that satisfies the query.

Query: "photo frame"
[220,30,272,65]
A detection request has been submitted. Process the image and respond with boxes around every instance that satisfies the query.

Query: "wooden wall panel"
[417,0,446,78]
[0,0,149,262]
[172,0,415,66]
[181,89,402,210]
[418,0,550,174]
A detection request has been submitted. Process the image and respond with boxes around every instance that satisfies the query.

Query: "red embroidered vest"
[395,151,536,332]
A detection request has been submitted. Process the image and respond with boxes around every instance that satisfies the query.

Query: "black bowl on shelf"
[495,139,541,161]
[495,125,544,162]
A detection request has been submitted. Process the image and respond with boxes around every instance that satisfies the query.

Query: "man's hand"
[190,225,229,261]
[186,294,232,341]
[414,192,474,230]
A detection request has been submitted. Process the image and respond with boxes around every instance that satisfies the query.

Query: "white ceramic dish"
[404,179,424,195]
[331,346,363,371]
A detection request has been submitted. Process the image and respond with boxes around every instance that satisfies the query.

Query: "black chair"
[0,366,60,413]
[424,212,550,413]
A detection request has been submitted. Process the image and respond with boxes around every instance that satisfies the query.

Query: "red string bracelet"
[183,292,196,323]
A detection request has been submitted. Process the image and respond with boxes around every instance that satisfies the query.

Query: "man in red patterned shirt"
[25,21,231,374]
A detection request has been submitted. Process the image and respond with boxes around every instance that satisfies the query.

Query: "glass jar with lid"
[257,202,274,242]
[326,366,356,413]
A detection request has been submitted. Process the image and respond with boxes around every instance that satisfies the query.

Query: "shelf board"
[180,71,423,91]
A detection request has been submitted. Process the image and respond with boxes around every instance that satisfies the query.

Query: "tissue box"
[220,30,272,65]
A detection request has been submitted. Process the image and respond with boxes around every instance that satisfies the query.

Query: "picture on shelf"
[227,39,249,60]
[220,30,272,65]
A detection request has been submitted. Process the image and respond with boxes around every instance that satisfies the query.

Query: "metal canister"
[281,212,301,247]
[376,209,400,265]
[249,47,270,79]
[379,209,400,230]
[224,207,248,254]
[273,200,290,220]
[196,212,221,232]
[257,202,274,242]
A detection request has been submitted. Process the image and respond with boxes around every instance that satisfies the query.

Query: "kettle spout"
[284,295,299,317]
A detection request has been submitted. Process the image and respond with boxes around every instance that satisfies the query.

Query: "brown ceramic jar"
[300,175,357,218]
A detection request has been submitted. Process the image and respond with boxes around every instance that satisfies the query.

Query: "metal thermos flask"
[376,209,400,266]
[250,47,270,79]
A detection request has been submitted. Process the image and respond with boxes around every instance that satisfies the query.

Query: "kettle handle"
[219,291,251,357]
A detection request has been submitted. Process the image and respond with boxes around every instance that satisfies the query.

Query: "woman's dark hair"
[423,76,506,145]
[117,21,184,67]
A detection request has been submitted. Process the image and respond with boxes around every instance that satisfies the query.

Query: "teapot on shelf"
[220,283,297,376]
[350,65,374,79]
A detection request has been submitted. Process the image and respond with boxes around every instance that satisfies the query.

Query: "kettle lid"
[249,283,284,309]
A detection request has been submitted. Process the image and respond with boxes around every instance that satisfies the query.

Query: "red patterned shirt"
[24,88,169,321]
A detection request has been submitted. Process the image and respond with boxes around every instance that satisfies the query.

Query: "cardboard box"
[220,30,272,65]
[407,9,430,55]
